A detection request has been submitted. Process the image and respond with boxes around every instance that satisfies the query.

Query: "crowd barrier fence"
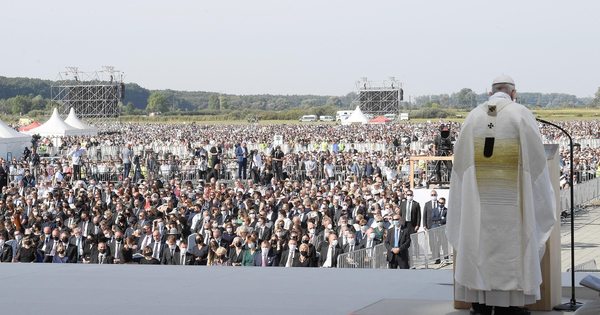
[336,243,387,269]
[409,225,452,269]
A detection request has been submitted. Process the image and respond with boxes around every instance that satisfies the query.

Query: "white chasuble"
[447,92,556,307]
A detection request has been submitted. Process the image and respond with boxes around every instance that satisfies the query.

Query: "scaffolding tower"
[352,77,403,116]
[51,66,124,122]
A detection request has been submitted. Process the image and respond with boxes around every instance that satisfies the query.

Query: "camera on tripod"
[436,124,453,156]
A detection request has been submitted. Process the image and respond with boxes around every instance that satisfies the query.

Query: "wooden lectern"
[454,144,562,311]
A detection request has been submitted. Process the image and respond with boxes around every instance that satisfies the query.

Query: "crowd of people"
[0,119,597,267]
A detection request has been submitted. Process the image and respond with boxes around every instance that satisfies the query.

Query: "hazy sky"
[1,0,599,98]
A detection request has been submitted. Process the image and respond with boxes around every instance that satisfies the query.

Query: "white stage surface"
[0,265,596,315]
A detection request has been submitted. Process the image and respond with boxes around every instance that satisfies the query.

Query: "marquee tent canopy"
[341,106,369,125]
[64,108,98,136]
[23,108,85,137]
[0,119,32,159]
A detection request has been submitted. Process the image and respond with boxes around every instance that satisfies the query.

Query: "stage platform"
[0,265,597,315]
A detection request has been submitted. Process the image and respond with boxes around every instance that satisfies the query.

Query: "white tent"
[64,108,98,136]
[24,108,85,137]
[341,106,369,125]
[0,119,32,159]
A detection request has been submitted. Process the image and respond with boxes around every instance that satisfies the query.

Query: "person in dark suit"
[60,232,78,263]
[109,230,126,264]
[176,241,194,265]
[342,233,358,253]
[358,228,381,250]
[89,241,114,264]
[255,218,271,243]
[212,229,230,249]
[161,235,180,265]
[137,224,154,254]
[40,229,61,263]
[235,142,249,180]
[385,215,411,269]
[253,240,276,266]
[355,219,369,245]
[148,230,165,261]
[69,228,85,263]
[319,234,342,268]
[423,190,441,230]
[78,213,94,238]
[279,239,299,267]
[399,190,421,233]
[425,196,448,264]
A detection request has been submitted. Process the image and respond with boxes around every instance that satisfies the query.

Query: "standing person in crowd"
[425,193,448,264]
[400,190,421,234]
[251,150,263,184]
[385,214,411,269]
[271,146,284,180]
[68,143,86,181]
[121,142,133,179]
[235,142,249,180]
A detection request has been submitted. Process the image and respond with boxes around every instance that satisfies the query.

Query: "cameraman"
[433,124,454,182]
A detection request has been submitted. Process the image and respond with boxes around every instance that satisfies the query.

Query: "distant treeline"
[0,76,596,118]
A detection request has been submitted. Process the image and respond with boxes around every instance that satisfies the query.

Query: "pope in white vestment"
[447,76,556,310]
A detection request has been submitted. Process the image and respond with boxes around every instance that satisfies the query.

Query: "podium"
[454,144,561,311]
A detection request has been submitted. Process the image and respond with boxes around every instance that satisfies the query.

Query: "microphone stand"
[536,118,581,312]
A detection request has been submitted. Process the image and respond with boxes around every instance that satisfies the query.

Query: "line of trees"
[0,76,597,118]
[414,88,594,109]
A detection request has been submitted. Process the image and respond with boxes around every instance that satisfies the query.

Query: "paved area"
[560,200,600,271]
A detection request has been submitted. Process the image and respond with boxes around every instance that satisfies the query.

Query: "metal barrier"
[569,259,598,272]
[409,225,452,269]
[560,177,600,212]
[337,243,388,269]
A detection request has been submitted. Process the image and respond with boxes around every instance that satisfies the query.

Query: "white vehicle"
[299,115,318,122]
[319,115,334,122]
[384,113,397,120]
[336,110,352,121]
[400,112,409,120]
